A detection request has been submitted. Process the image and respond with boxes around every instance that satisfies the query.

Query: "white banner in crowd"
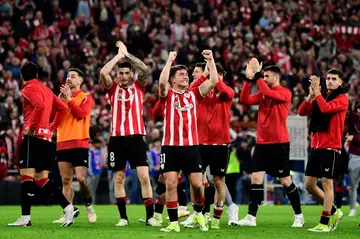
[287,116,308,161]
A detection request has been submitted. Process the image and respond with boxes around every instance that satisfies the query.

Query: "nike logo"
[198,165,202,168]
[279,170,283,173]
[27,193,34,197]
[84,160,87,163]
[220,169,225,172]
[20,160,23,164]
[325,168,329,172]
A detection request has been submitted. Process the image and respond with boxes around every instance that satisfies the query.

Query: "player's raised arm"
[298,76,316,116]
[239,61,261,105]
[100,43,125,89]
[116,41,149,86]
[199,50,218,97]
[310,76,349,114]
[249,59,291,103]
[159,51,177,98]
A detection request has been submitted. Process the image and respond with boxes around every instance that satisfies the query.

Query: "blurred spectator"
[88,138,103,204]
[226,148,240,202]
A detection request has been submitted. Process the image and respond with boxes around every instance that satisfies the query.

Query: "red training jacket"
[190,75,234,144]
[240,79,291,144]
[298,93,348,149]
[22,79,67,141]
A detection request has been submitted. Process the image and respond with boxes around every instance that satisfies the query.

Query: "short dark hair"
[194,62,206,71]
[169,65,188,79]
[21,62,38,81]
[327,68,343,79]
[263,65,281,76]
[117,61,133,71]
[215,63,225,76]
[68,68,85,79]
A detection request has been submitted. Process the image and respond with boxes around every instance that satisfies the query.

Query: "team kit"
[9,41,349,233]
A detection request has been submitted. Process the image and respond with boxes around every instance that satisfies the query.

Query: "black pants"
[225,173,240,203]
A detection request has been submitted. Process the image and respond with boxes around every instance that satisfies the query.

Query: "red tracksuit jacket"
[298,92,348,149]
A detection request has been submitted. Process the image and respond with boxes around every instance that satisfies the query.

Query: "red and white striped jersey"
[160,88,202,146]
[107,81,146,137]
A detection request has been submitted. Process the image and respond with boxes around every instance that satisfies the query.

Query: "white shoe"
[53,215,65,224]
[178,207,190,219]
[238,214,256,226]
[8,217,32,227]
[227,203,239,225]
[62,206,80,227]
[349,209,356,217]
[180,212,195,225]
[146,217,162,226]
[292,214,305,227]
[116,218,129,226]
[86,205,97,223]
[154,213,163,224]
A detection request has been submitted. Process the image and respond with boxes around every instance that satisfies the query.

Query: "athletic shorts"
[56,148,89,167]
[199,145,229,176]
[305,148,341,179]
[19,136,56,172]
[108,135,148,171]
[251,143,290,178]
[160,146,202,175]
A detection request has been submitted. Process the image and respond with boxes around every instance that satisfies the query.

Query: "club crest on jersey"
[184,92,191,98]
[174,101,193,111]
[118,93,134,101]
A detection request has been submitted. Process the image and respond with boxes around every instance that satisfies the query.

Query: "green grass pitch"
[0,205,359,238]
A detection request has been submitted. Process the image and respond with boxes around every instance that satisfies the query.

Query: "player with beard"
[52,68,96,224]
[100,41,159,227]
[8,62,79,227]
[238,58,304,227]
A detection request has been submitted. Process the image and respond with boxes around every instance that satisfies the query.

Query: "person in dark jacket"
[299,69,349,232]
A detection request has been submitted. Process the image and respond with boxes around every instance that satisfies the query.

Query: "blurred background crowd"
[0,0,359,205]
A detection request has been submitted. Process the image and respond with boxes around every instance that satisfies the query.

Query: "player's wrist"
[253,72,262,81]
[116,53,124,60]
[314,91,321,97]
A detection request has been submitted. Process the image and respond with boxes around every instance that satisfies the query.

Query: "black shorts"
[160,146,202,175]
[108,135,148,171]
[251,143,290,178]
[305,148,341,179]
[56,148,89,167]
[339,147,349,175]
[19,136,56,172]
[199,145,229,176]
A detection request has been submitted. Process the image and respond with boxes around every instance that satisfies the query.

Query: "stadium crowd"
[0,0,359,205]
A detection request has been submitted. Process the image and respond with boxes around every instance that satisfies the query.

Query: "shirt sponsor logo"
[118,93,134,101]
[174,101,193,111]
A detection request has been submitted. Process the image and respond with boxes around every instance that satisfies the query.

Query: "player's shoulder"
[22,80,39,90]
[134,80,146,89]
[336,93,350,105]
[279,85,291,93]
